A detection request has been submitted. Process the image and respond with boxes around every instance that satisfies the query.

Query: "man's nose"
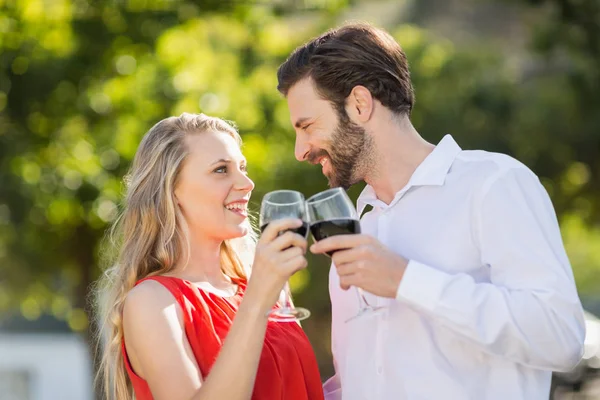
[295,134,310,162]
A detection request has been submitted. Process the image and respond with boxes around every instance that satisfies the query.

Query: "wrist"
[242,281,279,318]
[238,293,271,321]
[388,255,408,298]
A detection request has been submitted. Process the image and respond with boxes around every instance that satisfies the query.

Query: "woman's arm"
[123,218,308,400]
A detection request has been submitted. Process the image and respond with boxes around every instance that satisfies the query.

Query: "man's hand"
[310,234,408,298]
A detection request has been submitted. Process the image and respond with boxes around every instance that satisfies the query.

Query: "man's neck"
[364,115,434,205]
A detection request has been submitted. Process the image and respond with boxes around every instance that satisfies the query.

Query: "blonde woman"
[95,113,324,400]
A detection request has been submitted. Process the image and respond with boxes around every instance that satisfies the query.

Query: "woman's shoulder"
[123,278,181,323]
[122,278,187,356]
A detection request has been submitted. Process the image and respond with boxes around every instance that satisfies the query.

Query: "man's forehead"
[287,79,325,122]
[288,77,318,98]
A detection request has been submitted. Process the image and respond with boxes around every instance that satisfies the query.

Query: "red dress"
[122,276,324,400]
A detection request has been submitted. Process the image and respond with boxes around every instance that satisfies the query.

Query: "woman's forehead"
[185,131,244,165]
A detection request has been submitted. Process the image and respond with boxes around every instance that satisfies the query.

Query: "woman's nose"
[236,171,255,192]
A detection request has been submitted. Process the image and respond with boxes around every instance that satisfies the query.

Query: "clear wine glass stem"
[281,281,292,308]
[345,286,385,322]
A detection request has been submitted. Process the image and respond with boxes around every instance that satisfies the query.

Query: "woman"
[95,113,324,400]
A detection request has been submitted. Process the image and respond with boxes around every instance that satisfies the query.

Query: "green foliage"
[1,0,599,382]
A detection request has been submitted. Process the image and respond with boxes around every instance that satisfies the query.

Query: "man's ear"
[345,85,374,123]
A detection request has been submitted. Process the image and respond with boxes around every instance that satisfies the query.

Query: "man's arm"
[312,167,586,372]
[396,167,585,371]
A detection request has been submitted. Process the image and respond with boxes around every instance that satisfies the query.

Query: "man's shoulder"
[447,149,540,198]
[453,149,535,179]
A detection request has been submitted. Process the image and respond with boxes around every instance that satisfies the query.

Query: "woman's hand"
[247,218,308,310]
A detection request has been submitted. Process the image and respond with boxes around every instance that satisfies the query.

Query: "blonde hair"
[94,113,256,400]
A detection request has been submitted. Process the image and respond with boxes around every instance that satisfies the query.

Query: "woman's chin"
[223,225,249,240]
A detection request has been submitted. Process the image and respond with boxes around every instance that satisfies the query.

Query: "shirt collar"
[357,134,462,214]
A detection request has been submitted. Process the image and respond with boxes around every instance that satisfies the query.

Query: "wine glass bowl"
[259,190,311,322]
[306,187,384,321]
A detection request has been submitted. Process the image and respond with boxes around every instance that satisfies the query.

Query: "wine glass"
[306,187,384,322]
[259,190,311,322]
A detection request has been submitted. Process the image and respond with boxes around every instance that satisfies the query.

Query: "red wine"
[260,222,309,239]
[309,218,361,256]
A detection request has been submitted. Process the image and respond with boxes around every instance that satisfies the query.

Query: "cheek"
[324,128,339,148]
[308,131,330,153]
[201,190,228,218]
[179,184,227,221]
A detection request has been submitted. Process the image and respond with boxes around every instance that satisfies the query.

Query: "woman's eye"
[214,166,227,174]
[240,164,248,173]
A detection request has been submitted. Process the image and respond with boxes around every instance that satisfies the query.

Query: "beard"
[307,111,374,189]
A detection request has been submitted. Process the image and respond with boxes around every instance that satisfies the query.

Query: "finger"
[260,218,303,242]
[284,255,308,275]
[271,230,308,252]
[310,234,371,255]
[279,245,305,262]
[331,246,366,266]
[339,274,359,291]
[335,261,360,278]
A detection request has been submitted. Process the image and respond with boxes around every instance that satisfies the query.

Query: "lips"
[318,156,331,176]
[224,199,248,217]
[307,148,332,175]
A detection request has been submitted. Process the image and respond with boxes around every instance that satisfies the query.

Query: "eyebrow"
[210,158,247,166]
[294,117,312,129]
[211,158,230,166]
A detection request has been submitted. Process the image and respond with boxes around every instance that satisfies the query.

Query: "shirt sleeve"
[396,166,586,372]
[323,372,342,400]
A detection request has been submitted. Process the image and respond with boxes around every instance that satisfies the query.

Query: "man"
[277,22,585,400]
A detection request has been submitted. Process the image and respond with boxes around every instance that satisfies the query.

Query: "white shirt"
[323,135,586,400]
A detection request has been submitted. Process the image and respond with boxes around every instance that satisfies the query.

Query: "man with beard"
[276,22,585,400]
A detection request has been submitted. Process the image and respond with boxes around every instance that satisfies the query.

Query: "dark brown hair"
[277,22,415,116]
